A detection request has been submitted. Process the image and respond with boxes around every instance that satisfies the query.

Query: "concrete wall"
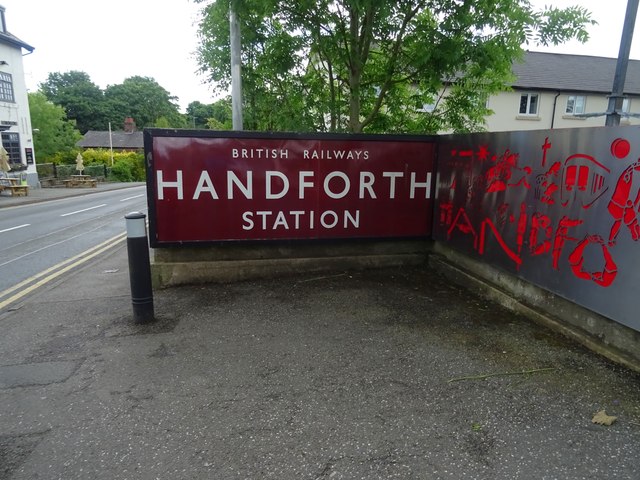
[430,242,640,372]
[152,240,430,287]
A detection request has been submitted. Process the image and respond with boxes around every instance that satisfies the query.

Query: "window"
[519,93,539,115]
[1,132,21,164]
[566,95,586,115]
[622,98,631,113]
[0,72,14,102]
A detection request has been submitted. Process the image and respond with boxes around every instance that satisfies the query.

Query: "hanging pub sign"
[144,130,436,246]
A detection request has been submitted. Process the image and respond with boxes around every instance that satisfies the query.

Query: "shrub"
[42,149,145,182]
[109,159,133,182]
[78,149,145,182]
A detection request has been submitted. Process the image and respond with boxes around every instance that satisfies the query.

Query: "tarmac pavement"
[1,184,640,479]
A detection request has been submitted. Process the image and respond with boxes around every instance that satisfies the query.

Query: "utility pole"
[606,0,639,126]
[230,1,243,131]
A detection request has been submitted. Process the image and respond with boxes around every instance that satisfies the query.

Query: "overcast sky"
[3,0,640,113]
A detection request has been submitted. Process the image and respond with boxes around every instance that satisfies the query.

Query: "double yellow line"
[0,231,127,311]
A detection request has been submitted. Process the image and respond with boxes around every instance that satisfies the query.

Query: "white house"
[484,51,640,132]
[0,5,37,185]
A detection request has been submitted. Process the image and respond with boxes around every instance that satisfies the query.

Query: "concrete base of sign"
[430,242,640,373]
[151,240,430,287]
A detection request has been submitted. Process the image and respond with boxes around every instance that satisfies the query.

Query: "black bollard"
[125,212,155,323]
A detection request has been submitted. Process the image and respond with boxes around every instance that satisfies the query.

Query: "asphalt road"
[0,185,147,302]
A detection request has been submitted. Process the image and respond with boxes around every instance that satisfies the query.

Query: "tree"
[28,92,82,161]
[186,100,215,128]
[186,98,233,129]
[195,0,595,133]
[197,0,318,131]
[41,72,188,132]
[40,71,108,133]
[104,76,186,129]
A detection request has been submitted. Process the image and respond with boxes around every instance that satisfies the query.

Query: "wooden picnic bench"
[64,175,98,188]
[0,178,29,196]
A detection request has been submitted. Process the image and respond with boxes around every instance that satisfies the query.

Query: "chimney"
[123,117,136,133]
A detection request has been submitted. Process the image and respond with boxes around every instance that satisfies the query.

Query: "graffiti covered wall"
[434,126,640,332]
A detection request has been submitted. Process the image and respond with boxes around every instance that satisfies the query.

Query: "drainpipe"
[551,92,560,129]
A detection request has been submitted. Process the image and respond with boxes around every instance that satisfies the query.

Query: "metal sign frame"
[145,129,437,247]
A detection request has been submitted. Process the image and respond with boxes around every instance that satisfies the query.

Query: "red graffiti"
[568,235,617,287]
[560,154,610,209]
[485,150,532,193]
[535,162,561,205]
[479,217,522,266]
[448,207,478,248]
[529,213,552,256]
[552,216,583,270]
[440,137,639,288]
[541,137,552,167]
[608,161,640,245]
[441,202,586,275]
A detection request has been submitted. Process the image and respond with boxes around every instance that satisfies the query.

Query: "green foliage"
[195,0,595,133]
[49,149,83,165]
[186,98,233,129]
[35,162,54,178]
[82,164,108,178]
[109,154,145,182]
[28,92,82,161]
[109,159,134,182]
[43,149,145,182]
[79,149,145,182]
[39,72,187,134]
[39,71,108,133]
[75,148,113,165]
[54,163,81,178]
[197,0,318,131]
[109,158,142,182]
[104,76,186,129]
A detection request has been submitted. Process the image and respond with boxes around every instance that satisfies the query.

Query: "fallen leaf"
[592,410,617,426]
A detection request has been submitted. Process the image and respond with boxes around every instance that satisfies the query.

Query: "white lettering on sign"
[323,171,350,199]
[359,172,376,199]
[227,171,253,199]
[155,170,432,201]
[193,171,219,199]
[232,148,289,159]
[382,172,403,199]
[410,172,432,199]
[157,170,184,200]
[302,150,370,160]
[242,210,360,230]
[266,171,290,199]
[299,171,314,199]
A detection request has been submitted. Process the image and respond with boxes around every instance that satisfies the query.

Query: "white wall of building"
[484,91,640,132]
[0,39,37,185]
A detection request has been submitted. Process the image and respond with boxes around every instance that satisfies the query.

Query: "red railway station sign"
[145,130,436,246]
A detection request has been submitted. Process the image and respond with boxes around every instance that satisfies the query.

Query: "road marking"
[0,226,108,268]
[60,204,107,217]
[120,194,145,202]
[0,224,30,234]
[0,231,127,310]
